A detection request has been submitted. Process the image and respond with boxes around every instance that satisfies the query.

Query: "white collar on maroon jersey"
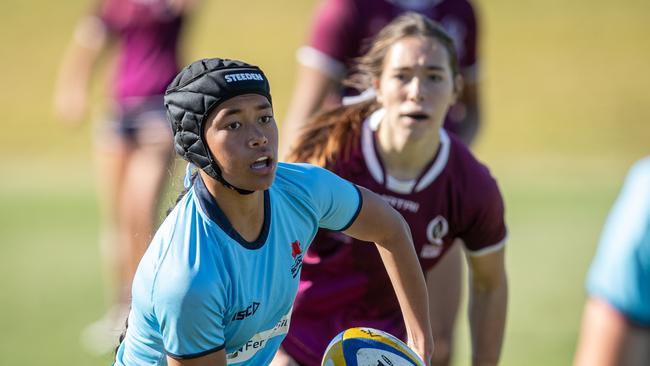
[362,108,450,194]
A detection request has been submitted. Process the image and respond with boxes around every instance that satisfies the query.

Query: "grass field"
[1,0,649,365]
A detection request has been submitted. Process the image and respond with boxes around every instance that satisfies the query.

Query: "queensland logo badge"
[290,240,303,278]
[420,215,449,258]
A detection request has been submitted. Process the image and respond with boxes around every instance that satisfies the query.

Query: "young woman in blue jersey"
[112,58,434,366]
[574,157,650,366]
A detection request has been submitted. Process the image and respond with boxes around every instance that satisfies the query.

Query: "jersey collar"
[194,174,271,249]
[361,108,450,194]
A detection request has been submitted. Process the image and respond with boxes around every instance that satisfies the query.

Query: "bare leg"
[426,242,464,366]
[94,132,131,312]
[81,129,132,354]
[116,117,173,304]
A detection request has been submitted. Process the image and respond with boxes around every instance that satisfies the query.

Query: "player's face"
[203,94,278,191]
[374,36,459,142]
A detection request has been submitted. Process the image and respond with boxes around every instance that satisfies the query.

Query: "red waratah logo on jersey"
[290,240,304,278]
[291,240,302,259]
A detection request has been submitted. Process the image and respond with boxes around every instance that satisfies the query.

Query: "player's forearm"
[455,108,479,146]
[469,273,507,366]
[343,188,433,362]
[573,298,630,366]
[280,65,336,159]
[375,216,433,364]
[454,81,480,145]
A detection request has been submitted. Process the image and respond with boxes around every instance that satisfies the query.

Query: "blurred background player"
[52,0,198,353]
[280,0,481,157]
[574,157,650,366]
[280,0,480,320]
[272,13,507,366]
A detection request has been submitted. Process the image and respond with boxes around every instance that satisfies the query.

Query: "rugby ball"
[321,327,425,366]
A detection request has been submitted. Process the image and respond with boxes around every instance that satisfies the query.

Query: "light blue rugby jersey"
[114,163,362,365]
[587,157,650,327]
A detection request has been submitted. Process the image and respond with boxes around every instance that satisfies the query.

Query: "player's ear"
[372,77,383,104]
[451,74,463,104]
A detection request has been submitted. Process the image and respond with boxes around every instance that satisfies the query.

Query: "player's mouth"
[250,156,274,173]
[400,111,430,123]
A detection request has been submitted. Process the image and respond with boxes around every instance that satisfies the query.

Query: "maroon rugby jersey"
[282,109,506,366]
[98,0,183,106]
[304,0,477,75]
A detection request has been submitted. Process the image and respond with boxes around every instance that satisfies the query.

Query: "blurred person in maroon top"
[53,0,198,353]
[280,0,481,157]
[272,14,507,366]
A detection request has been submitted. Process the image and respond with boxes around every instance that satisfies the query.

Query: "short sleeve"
[458,2,478,72]
[461,174,507,256]
[306,0,360,65]
[307,166,363,231]
[153,264,227,359]
[587,158,650,326]
[440,1,479,79]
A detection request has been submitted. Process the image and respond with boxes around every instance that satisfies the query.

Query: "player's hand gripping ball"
[321,327,425,366]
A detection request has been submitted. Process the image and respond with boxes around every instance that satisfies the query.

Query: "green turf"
[1,0,649,364]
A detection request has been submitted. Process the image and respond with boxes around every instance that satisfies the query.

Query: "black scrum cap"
[164,58,272,194]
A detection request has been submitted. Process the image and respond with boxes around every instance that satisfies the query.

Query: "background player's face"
[203,94,278,191]
[374,36,459,142]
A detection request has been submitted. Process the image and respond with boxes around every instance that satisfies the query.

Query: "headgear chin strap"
[164,58,273,195]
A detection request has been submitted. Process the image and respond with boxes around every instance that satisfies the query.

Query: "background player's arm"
[269,347,300,366]
[453,75,480,145]
[279,64,338,159]
[167,349,227,366]
[343,186,434,365]
[467,248,508,366]
[583,298,631,366]
[53,15,110,124]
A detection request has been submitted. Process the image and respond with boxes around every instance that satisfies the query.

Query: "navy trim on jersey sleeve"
[165,344,225,360]
[334,184,363,232]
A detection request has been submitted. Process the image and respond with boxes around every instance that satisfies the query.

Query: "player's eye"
[260,115,273,124]
[393,73,408,82]
[226,121,241,130]
[428,74,443,82]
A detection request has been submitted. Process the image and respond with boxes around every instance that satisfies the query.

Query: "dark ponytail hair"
[115,314,129,355]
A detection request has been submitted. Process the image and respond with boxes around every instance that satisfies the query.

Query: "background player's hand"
[52,86,88,125]
[269,347,300,366]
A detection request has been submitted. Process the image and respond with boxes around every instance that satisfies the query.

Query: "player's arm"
[167,350,227,366]
[269,347,300,366]
[279,0,355,160]
[453,76,480,145]
[466,248,508,366]
[574,159,650,366]
[279,63,339,160]
[53,15,110,123]
[573,297,643,366]
[343,186,434,365]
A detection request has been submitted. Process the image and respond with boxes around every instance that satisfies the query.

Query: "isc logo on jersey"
[224,72,264,83]
[321,327,424,366]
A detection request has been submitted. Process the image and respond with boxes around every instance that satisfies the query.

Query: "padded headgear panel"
[164,58,272,192]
